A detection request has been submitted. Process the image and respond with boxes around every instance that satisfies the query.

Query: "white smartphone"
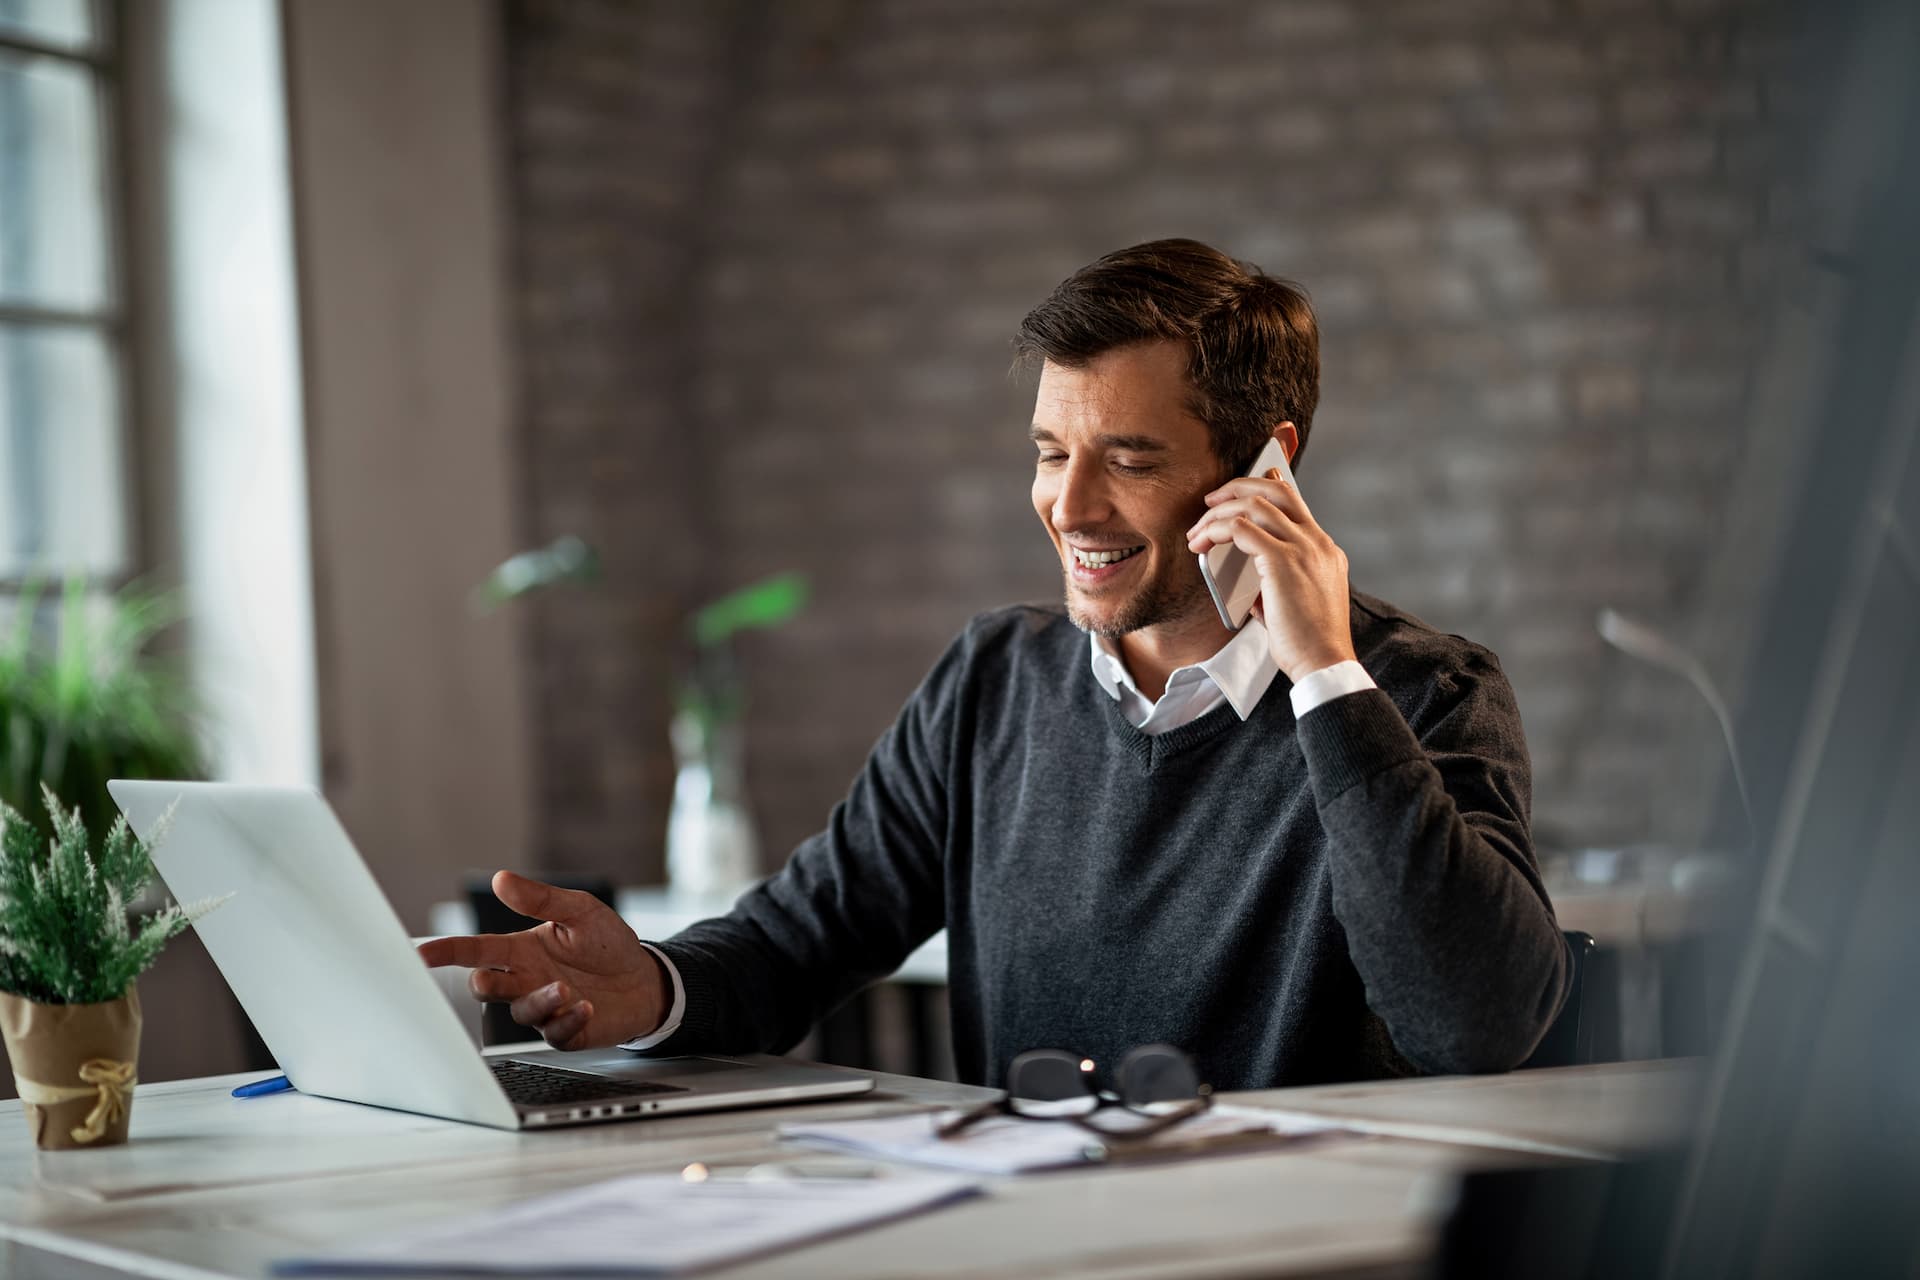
[1199,436,1298,631]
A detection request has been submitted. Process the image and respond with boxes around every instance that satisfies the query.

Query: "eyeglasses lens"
[1116,1044,1200,1106]
[1006,1050,1097,1115]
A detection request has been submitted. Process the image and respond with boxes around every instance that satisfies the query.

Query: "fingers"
[1191,466,1329,553]
[510,980,596,1051]
[509,980,572,1027]
[542,1002,595,1052]
[417,934,514,971]
[468,966,546,1004]
[1189,511,1287,563]
[1204,470,1313,520]
[1187,496,1292,554]
[491,870,606,927]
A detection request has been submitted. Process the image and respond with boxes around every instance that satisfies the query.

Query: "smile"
[1070,545,1145,568]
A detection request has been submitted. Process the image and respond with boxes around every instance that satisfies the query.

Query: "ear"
[1273,422,1300,465]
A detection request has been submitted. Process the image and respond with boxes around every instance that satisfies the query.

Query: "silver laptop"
[107,781,873,1130]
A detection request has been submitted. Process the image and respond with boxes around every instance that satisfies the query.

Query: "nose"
[1050,455,1113,532]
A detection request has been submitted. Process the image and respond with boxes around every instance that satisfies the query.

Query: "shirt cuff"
[1289,660,1377,717]
[617,942,686,1051]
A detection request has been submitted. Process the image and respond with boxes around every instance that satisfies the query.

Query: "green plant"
[0,788,221,1005]
[689,572,808,649]
[0,577,203,843]
[677,573,810,735]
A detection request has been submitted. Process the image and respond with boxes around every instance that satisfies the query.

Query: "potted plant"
[667,572,809,900]
[0,788,219,1149]
[0,576,204,845]
[473,540,808,900]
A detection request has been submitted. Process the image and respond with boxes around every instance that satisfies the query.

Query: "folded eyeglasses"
[936,1043,1212,1141]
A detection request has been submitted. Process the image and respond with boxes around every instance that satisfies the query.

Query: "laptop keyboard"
[489,1058,687,1106]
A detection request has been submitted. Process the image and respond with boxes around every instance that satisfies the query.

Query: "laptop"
[107,781,873,1130]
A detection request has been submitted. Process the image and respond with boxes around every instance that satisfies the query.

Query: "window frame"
[0,0,142,591]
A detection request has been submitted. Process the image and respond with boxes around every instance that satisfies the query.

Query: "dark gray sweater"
[651,593,1570,1089]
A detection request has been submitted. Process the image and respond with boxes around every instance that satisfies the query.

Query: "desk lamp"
[1595,608,1754,863]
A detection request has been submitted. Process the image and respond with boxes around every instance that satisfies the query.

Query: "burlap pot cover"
[0,987,142,1150]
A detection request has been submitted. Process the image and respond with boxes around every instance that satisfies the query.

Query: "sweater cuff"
[1296,687,1427,807]
[618,943,687,1050]
[626,938,724,1055]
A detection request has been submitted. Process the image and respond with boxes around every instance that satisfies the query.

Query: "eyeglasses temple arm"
[933,1095,1006,1139]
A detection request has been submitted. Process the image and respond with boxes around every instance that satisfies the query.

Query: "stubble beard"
[1063,545,1215,639]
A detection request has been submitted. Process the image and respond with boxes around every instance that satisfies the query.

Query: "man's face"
[1029,341,1228,638]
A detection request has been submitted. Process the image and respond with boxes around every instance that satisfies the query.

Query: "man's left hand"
[1187,469,1358,683]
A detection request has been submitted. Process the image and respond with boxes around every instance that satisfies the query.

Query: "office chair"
[1518,930,1597,1070]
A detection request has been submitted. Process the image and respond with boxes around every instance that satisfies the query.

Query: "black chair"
[1518,930,1597,1069]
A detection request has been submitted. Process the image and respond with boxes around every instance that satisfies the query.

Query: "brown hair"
[1014,239,1320,473]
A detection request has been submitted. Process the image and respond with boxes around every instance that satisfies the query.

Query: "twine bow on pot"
[13,1058,138,1144]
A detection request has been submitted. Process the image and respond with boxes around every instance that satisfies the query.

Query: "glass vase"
[665,705,759,902]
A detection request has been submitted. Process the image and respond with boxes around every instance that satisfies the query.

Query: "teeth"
[1073,546,1143,567]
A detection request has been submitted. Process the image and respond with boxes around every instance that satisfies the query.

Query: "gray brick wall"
[505,0,1803,881]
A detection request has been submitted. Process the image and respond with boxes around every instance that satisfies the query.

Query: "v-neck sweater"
[650,594,1570,1090]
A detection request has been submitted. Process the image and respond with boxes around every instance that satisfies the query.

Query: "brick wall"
[504,0,1804,881]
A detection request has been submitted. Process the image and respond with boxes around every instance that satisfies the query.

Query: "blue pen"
[233,1074,294,1098]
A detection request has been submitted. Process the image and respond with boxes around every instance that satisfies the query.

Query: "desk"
[0,1057,1698,1279]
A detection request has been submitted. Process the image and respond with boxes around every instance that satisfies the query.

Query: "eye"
[1036,451,1066,467]
[1112,461,1156,476]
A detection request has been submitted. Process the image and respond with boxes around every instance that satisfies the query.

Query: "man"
[422,239,1569,1089]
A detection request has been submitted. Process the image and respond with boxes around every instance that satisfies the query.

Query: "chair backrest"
[1518,930,1597,1070]
[467,874,616,934]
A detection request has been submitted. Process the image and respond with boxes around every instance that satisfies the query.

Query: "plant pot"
[0,987,141,1150]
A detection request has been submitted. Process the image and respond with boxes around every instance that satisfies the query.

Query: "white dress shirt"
[621,942,687,1050]
[1089,615,1376,731]
[627,618,1376,1050]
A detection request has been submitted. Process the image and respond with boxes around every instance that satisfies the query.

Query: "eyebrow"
[1028,426,1171,452]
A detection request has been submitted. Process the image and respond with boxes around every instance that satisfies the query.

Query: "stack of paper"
[273,1171,979,1276]
[782,1105,1352,1175]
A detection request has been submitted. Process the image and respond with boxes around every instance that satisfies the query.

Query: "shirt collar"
[1086,619,1282,721]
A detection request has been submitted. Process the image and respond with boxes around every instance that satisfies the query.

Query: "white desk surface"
[0,1055,1698,1280]
[1237,1057,1701,1160]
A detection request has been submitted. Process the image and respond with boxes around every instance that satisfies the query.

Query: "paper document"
[1249,1106,1617,1162]
[783,1104,1352,1175]
[273,1171,980,1276]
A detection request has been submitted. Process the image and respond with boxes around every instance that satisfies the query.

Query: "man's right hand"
[416,870,670,1051]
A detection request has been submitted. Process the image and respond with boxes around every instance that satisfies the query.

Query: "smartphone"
[1199,436,1298,631]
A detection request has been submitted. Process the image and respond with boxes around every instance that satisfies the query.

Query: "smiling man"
[422,239,1571,1090]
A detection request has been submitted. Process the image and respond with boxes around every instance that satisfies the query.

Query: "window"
[0,0,129,581]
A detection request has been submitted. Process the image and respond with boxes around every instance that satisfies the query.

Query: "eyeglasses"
[936,1043,1212,1142]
